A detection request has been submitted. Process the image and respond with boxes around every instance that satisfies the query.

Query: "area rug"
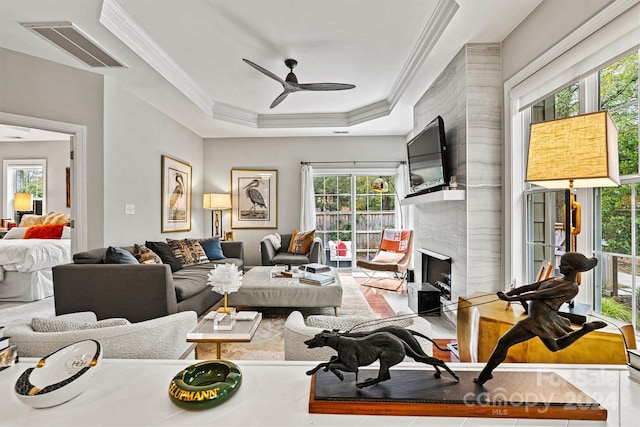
[197,273,375,360]
[0,297,55,326]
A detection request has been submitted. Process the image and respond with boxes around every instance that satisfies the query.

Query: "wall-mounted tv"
[406,115,449,196]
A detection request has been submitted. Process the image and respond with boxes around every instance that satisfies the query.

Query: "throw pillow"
[287,229,315,254]
[371,251,405,264]
[42,211,71,225]
[264,233,281,251]
[2,227,27,239]
[132,244,162,264]
[379,229,411,253]
[166,238,209,266]
[17,214,44,228]
[145,241,183,272]
[199,237,226,261]
[103,246,138,264]
[336,240,348,257]
[22,224,65,239]
[31,317,130,333]
[307,315,413,332]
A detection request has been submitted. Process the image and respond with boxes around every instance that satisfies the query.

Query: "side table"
[408,282,441,316]
[186,312,262,358]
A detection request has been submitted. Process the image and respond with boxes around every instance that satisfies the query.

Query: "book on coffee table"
[300,273,334,286]
[302,263,331,273]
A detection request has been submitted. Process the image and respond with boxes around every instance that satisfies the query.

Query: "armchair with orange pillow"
[356,229,413,290]
[260,230,323,266]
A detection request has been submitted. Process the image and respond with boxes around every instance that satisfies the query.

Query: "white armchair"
[284,310,433,361]
[4,311,197,359]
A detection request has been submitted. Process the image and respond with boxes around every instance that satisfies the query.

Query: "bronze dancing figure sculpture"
[474,252,607,385]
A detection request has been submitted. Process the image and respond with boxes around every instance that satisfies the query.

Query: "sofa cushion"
[133,244,162,264]
[199,237,226,261]
[171,262,216,300]
[73,247,107,264]
[306,315,413,331]
[31,317,130,332]
[167,238,209,266]
[145,241,182,272]
[288,229,315,254]
[22,223,65,239]
[104,246,139,264]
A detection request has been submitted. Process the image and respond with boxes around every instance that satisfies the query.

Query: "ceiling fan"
[242,58,355,109]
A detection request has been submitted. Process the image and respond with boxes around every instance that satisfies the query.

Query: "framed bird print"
[230,169,277,229]
[161,155,192,232]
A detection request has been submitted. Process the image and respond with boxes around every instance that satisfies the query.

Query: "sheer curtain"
[395,163,409,229]
[299,163,316,231]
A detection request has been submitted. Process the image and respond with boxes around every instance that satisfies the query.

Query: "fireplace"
[417,248,452,301]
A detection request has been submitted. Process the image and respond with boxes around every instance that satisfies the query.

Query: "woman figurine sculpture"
[474,252,607,385]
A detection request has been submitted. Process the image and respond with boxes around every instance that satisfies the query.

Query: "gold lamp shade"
[526,111,619,189]
[14,193,33,211]
[370,177,389,193]
[203,193,231,210]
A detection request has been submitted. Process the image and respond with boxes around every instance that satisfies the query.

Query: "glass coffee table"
[187,312,262,359]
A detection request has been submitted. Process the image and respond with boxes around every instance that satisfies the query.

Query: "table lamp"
[13,192,33,224]
[526,110,619,253]
[203,193,231,237]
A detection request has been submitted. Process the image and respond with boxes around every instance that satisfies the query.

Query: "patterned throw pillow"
[287,230,315,254]
[31,317,130,332]
[17,214,44,228]
[43,211,71,225]
[133,244,162,264]
[166,238,209,266]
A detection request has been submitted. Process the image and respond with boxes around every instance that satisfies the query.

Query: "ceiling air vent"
[21,21,123,68]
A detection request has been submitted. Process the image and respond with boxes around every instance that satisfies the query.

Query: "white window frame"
[3,158,47,219]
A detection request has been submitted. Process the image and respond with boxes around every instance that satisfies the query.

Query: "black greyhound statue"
[305,325,459,388]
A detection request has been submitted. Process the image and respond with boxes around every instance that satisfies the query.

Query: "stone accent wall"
[411,44,503,322]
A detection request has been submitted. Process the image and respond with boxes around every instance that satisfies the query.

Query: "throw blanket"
[0,239,71,279]
[379,229,411,253]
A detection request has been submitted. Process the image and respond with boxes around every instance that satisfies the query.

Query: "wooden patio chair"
[356,229,413,291]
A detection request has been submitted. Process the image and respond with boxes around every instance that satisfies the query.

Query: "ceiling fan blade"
[297,83,356,91]
[243,58,285,85]
[270,91,290,109]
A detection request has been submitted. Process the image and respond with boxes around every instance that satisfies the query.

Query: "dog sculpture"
[305,326,459,388]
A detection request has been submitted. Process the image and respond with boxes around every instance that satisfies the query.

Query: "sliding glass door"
[313,173,398,270]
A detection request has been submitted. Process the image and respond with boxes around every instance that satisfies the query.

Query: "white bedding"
[0,239,71,274]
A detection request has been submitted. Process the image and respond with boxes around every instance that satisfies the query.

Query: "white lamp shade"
[203,193,231,210]
[526,111,619,189]
[14,193,33,211]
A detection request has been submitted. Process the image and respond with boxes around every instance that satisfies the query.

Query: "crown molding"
[100,0,214,114]
[387,0,459,108]
[102,0,457,130]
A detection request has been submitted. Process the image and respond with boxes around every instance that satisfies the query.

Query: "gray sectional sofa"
[52,241,244,323]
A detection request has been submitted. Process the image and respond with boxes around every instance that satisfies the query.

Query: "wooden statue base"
[309,369,606,421]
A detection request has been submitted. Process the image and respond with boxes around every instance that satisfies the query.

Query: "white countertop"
[1,359,638,426]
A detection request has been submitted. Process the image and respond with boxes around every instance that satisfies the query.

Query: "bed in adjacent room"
[0,223,71,302]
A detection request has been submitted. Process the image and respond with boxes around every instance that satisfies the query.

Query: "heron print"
[168,168,188,222]
[239,176,270,220]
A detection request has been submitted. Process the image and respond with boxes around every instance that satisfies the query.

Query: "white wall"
[103,78,205,246]
[0,140,70,216]
[203,136,406,266]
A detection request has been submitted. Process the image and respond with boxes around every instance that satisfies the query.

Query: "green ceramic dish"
[168,360,242,410]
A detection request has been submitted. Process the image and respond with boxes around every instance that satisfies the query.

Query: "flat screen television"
[406,115,449,196]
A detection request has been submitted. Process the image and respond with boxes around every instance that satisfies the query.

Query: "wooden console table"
[457,292,632,364]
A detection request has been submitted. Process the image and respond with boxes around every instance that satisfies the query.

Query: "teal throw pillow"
[199,237,226,261]
[103,246,138,264]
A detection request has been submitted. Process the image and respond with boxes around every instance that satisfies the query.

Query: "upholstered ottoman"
[228,267,342,314]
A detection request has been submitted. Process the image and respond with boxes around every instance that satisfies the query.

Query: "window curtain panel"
[300,163,316,232]
[395,163,410,229]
